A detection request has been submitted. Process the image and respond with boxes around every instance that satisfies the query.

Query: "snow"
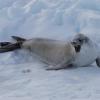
[0,0,100,100]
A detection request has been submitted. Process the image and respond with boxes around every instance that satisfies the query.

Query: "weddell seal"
[0,33,100,70]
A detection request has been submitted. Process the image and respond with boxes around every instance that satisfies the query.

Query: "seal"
[0,36,81,70]
[0,33,99,70]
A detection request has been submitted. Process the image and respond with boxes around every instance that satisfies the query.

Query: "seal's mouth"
[71,33,90,53]
[71,41,81,53]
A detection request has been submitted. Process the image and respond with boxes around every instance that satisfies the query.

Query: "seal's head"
[71,33,89,53]
[72,33,89,45]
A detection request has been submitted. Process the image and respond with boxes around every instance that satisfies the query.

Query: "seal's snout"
[71,33,90,53]
[71,41,81,53]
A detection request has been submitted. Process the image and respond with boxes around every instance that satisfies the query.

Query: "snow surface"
[0,0,100,100]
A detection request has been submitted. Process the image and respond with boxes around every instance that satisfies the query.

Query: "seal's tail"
[0,36,26,53]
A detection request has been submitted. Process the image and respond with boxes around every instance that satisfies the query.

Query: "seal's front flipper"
[46,63,74,70]
[11,36,26,42]
[96,57,100,67]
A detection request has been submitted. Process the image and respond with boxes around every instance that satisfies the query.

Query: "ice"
[0,0,100,100]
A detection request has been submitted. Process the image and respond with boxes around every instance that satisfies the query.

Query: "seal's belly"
[73,44,98,67]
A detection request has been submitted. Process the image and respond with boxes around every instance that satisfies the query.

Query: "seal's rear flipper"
[0,42,22,53]
[12,36,26,42]
[0,42,12,47]
[0,36,25,53]
[96,57,100,67]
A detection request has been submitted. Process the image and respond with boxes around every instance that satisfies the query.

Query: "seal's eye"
[78,39,82,42]
[78,39,83,43]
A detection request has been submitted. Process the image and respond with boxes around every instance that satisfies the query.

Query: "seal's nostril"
[71,41,80,45]
[71,41,77,45]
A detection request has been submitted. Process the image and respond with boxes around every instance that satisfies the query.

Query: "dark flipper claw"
[96,57,100,67]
